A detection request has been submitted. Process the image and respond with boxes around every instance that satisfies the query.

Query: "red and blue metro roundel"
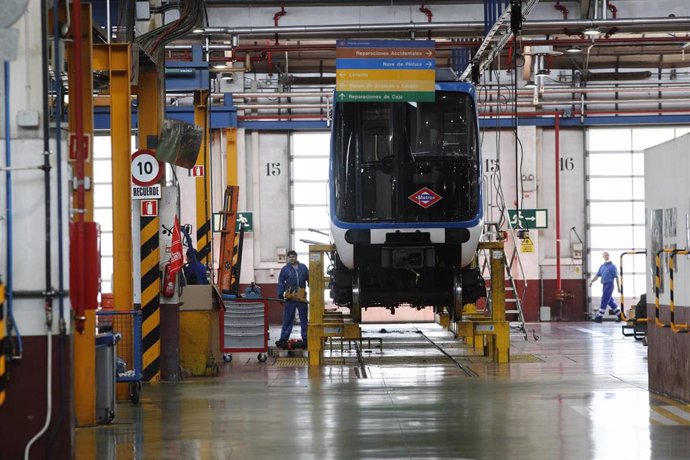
[408,187,442,208]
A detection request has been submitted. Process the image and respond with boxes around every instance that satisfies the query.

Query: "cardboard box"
[179,285,220,311]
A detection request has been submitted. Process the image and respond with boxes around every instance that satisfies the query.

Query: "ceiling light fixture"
[524,80,537,89]
[583,27,601,37]
[192,27,204,34]
[565,45,582,54]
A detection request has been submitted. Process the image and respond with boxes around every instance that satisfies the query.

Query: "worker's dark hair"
[287,250,297,257]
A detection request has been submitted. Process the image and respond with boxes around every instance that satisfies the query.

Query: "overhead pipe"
[197,17,690,39]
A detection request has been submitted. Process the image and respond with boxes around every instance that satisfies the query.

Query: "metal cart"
[97,310,143,403]
[221,299,268,363]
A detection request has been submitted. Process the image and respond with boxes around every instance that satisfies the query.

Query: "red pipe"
[273,1,287,27]
[554,1,569,20]
[419,4,433,23]
[72,1,84,221]
[71,0,86,332]
[608,2,618,19]
[554,112,561,293]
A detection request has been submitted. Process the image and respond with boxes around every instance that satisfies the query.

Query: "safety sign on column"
[132,149,163,199]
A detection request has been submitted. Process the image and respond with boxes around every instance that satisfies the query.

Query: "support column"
[194,90,212,266]
[137,65,179,381]
[226,127,238,186]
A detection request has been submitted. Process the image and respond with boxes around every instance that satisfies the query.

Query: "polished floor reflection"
[76,321,690,459]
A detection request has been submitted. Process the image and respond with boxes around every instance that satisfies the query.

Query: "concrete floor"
[76,320,690,460]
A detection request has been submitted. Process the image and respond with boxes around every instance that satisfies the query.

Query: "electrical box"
[217,71,244,93]
[572,243,583,260]
[276,247,287,264]
[16,110,40,128]
[540,306,551,322]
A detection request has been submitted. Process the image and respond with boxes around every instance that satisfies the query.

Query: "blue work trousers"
[280,300,308,342]
[597,282,619,317]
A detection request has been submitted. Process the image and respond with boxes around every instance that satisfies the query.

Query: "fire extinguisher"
[163,262,176,298]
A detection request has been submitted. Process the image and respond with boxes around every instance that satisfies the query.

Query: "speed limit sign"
[131,149,163,186]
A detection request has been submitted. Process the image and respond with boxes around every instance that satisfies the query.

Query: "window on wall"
[290,131,331,260]
[587,127,690,300]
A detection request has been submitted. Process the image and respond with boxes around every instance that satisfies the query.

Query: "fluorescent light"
[213,63,228,69]
[583,27,601,37]
[565,45,582,54]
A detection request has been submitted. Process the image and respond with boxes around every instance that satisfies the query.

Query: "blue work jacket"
[596,261,619,284]
[277,262,309,299]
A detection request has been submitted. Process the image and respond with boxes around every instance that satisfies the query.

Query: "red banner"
[168,216,184,275]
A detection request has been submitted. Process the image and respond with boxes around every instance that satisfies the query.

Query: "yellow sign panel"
[521,237,535,253]
[336,80,436,92]
[337,69,435,81]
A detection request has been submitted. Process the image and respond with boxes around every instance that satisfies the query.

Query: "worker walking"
[590,251,621,323]
[275,250,309,349]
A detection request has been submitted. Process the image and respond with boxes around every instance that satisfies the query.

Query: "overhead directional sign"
[508,209,548,229]
[336,40,436,102]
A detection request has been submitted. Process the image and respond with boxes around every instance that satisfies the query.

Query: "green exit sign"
[507,209,548,229]
[213,211,253,233]
[235,212,253,232]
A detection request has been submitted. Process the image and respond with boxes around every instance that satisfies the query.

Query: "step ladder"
[217,185,240,294]
[480,222,528,341]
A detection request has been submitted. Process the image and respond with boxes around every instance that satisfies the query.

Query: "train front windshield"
[333,91,479,224]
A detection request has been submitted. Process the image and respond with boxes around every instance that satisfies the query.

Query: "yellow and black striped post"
[138,67,163,382]
[0,281,6,406]
[140,215,161,381]
[655,251,663,327]
[194,90,212,265]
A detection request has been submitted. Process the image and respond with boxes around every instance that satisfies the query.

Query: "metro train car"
[329,81,485,322]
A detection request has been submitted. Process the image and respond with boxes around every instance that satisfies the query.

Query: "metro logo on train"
[408,187,442,208]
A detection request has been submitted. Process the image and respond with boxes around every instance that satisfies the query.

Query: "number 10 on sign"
[131,149,163,186]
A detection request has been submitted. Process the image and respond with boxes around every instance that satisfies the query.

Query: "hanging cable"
[510,0,524,226]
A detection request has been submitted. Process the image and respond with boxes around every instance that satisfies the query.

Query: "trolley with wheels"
[97,309,143,404]
[221,299,268,363]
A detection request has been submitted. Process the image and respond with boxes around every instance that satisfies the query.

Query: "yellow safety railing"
[654,249,690,333]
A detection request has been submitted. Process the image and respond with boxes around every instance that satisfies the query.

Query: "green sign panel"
[336,91,435,102]
[236,212,253,232]
[507,209,548,229]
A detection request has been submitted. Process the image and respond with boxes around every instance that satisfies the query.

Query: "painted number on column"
[485,158,500,172]
[265,162,281,176]
[560,157,575,171]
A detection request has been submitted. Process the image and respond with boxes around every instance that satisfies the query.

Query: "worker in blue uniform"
[590,251,621,323]
[275,250,309,349]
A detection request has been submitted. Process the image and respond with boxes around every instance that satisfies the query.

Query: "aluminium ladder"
[480,222,528,341]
